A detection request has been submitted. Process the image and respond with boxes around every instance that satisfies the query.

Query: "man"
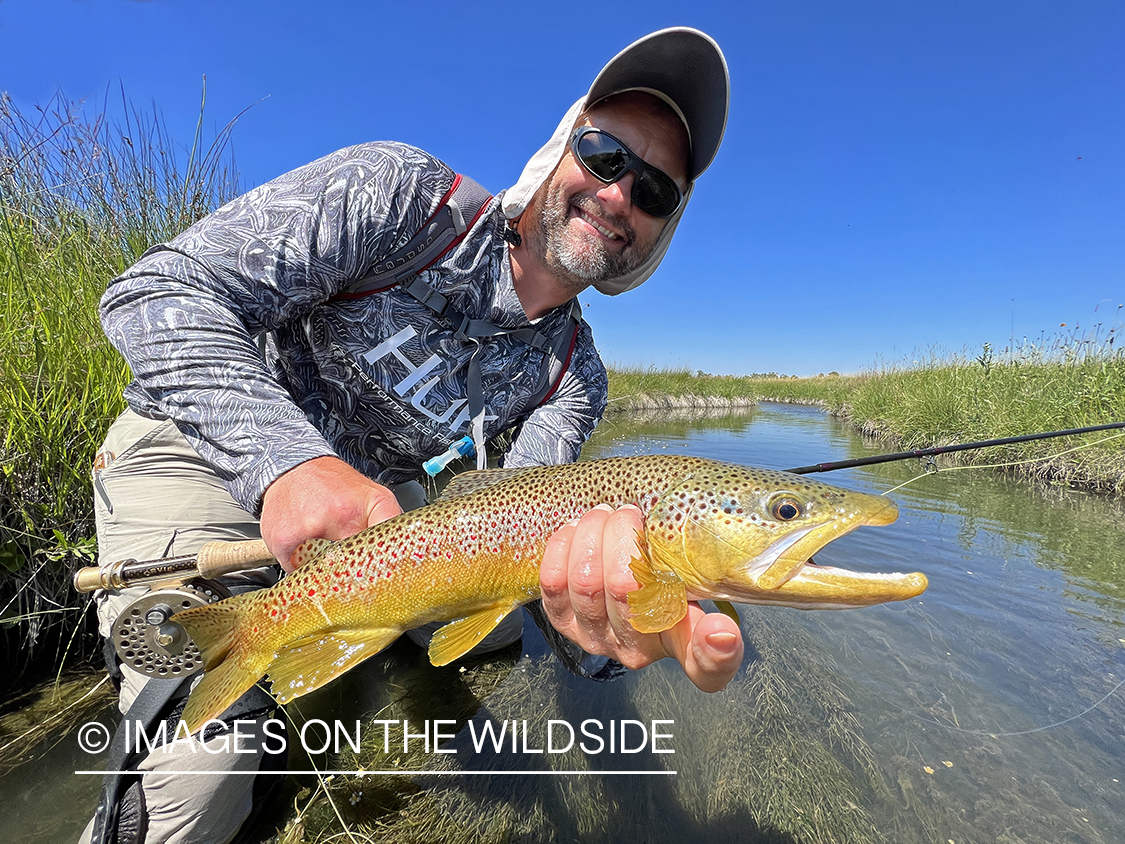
[81,27,741,844]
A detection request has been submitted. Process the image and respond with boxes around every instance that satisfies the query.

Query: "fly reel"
[111,581,228,679]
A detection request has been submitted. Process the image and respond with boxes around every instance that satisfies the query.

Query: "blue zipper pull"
[422,435,476,477]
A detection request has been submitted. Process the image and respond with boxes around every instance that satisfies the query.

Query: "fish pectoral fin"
[267,628,399,704]
[428,602,523,666]
[627,553,689,634]
[713,600,741,625]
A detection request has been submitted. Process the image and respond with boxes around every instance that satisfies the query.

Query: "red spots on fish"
[308,589,316,597]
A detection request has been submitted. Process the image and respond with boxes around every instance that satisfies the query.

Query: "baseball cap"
[586,27,729,180]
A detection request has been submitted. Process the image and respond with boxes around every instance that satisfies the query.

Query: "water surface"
[4,403,1123,843]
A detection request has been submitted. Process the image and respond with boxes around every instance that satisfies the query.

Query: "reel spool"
[111,581,228,679]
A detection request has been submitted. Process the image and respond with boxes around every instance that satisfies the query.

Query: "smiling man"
[83,27,733,844]
[515,93,690,298]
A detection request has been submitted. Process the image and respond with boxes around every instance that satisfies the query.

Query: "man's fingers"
[563,505,614,635]
[262,456,402,571]
[599,506,646,639]
[538,503,743,691]
[540,520,577,628]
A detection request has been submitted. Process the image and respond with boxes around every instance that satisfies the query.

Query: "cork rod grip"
[195,539,277,578]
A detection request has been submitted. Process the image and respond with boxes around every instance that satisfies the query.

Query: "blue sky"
[3,0,1122,376]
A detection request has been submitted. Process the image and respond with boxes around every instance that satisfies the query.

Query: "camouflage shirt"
[101,142,608,514]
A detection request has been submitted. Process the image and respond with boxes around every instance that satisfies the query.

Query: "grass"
[0,86,241,685]
[605,366,763,412]
[606,326,1125,494]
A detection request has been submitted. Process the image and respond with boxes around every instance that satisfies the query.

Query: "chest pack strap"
[336,174,496,298]
[333,174,582,470]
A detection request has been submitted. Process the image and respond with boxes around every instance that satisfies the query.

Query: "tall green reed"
[0,86,241,680]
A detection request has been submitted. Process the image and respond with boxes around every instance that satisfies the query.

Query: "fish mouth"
[690,495,926,609]
[752,495,899,590]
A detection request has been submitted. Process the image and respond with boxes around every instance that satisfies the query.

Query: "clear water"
[581,404,1125,844]
[5,403,1124,843]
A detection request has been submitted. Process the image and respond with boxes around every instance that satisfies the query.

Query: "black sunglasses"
[569,127,684,219]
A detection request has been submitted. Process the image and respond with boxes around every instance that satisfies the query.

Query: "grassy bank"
[0,89,240,683]
[608,331,1125,494]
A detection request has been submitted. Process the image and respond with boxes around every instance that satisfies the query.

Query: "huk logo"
[361,326,493,432]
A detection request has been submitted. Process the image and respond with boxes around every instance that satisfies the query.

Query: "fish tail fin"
[176,596,271,734]
[177,597,245,670]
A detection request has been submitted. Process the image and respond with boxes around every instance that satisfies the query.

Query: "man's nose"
[594,172,635,213]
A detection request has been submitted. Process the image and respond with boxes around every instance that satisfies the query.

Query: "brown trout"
[175,455,926,732]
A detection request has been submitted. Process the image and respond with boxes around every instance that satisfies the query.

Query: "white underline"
[76,769,676,776]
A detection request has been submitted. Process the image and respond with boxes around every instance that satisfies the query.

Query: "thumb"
[365,486,404,527]
[659,605,743,693]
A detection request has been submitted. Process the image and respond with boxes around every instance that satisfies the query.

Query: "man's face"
[525,93,690,291]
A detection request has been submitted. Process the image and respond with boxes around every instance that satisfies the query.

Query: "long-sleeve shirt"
[101,141,608,514]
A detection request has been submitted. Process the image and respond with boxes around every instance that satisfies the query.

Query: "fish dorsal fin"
[437,467,535,500]
[627,542,689,634]
[427,600,523,666]
[267,628,400,704]
[291,538,336,568]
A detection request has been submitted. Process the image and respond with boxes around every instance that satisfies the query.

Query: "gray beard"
[535,192,645,289]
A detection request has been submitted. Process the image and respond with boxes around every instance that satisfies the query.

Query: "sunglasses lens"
[633,170,681,218]
[576,132,629,181]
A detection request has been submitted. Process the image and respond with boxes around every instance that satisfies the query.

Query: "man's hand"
[261,456,403,571]
[539,504,743,693]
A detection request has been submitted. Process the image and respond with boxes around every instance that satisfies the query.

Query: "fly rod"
[784,421,1125,475]
[73,539,277,593]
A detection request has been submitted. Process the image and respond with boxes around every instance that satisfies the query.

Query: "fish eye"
[771,498,803,521]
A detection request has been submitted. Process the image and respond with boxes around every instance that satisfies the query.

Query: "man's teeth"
[577,209,621,240]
